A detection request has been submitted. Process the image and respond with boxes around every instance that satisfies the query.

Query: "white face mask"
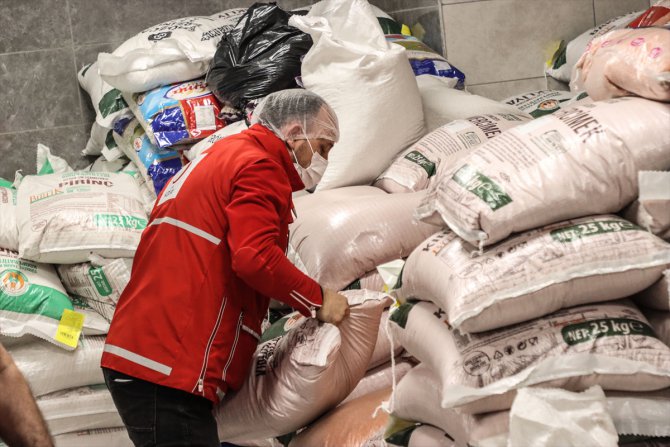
[291,139,328,190]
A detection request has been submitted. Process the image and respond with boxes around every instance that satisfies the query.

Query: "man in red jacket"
[101,89,348,447]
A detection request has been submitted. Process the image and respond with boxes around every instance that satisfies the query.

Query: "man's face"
[288,138,334,168]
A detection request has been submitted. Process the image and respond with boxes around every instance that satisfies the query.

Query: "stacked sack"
[1,1,458,445]
[384,41,670,442]
[0,147,145,445]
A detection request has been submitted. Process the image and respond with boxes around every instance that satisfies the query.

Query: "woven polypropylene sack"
[622,171,670,241]
[289,387,391,447]
[635,270,670,311]
[0,185,18,250]
[289,187,440,290]
[392,364,508,447]
[545,11,641,82]
[77,62,129,129]
[58,258,133,321]
[389,299,670,414]
[572,27,670,101]
[11,335,105,397]
[216,290,390,442]
[416,75,528,133]
[366,310,404,370]
[0,248,74,348]
[17,172,147,263]
[342,359,412,404]
[374,113,531,194]
[290,0,425,190]
[399,216,670,333]
[37,385,122,436]
[97,9,245,92]
[416,97,670,247]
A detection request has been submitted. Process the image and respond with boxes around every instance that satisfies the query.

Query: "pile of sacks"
[1,0,668,446]
[0,145,140,445]
[378,6,670,444]
[0,0,471,445]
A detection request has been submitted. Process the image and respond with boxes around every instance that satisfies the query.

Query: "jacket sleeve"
[226,158,323,317]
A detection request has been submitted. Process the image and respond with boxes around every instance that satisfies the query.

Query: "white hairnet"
[250,89,339,142]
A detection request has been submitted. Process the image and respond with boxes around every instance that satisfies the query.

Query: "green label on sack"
[550,219,639,243]
[404,151,436,178]
[93,214,147,230]
[88,267,112,297]
[562,318,655,346]
[452,164,512,211]
[98,88,128,119]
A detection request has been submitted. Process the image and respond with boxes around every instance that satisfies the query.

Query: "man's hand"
[316,289,350,326]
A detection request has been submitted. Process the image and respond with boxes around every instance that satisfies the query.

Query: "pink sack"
[572,27,670,101]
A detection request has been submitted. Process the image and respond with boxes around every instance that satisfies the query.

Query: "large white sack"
[289,187,440,290]
[508,386,618,447]
[58,257,132,322]
[11,335,105,397]
[17,172,147,263]
[97,9,245,92]
[416,97,670,247]
[416,75,528,132]
[77,62,130,129]
[290,0,425,190]
[341,359,412,404]
[374,113,531,194]
[545,11,641,82]
[388,299,670,414]
[37,385,122,436]
[216,290,390,442]
[622,171,670,241]
[399,216,670,333]
[53,428,132,447]
[0,185,18,250]
[635,270,670,311]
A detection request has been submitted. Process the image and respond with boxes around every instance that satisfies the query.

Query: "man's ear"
[283,123,303,140]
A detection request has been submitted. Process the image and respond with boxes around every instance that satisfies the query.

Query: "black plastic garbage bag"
[206,3,312,110]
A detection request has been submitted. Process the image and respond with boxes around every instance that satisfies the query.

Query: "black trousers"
[103,368,220,447]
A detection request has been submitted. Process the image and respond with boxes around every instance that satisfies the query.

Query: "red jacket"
[101,124,323,403]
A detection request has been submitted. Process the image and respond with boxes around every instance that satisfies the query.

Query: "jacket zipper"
[193,297,227,395]
[222,312,244,382]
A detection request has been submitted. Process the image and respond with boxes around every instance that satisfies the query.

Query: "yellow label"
[544,40,562,67]
[401,24,412,36]
[55,309,85,349]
